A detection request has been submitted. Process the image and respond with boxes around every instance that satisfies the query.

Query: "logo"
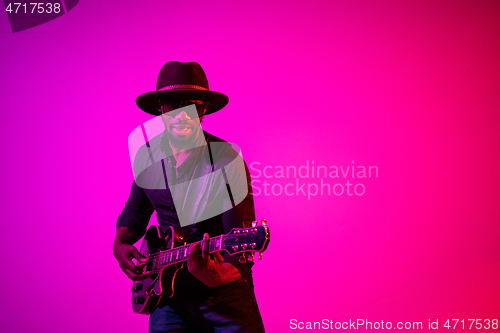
[4,1,79,33]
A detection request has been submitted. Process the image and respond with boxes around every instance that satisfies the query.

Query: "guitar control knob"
[252,228,258,234]
[242,230,249,235]
[234,230,240,235]
[232,245,239,251]
[241,244,247,250]
[251,243,256,249]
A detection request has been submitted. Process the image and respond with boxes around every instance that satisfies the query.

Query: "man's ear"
[157,98,163,114]
[199,101,210,124]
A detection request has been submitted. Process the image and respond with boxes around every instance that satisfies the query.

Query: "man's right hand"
[113,227,151,281]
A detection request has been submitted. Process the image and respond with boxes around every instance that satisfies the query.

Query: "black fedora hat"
[136,61,229,116]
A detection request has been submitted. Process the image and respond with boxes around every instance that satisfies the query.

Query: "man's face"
[160,100,206,144]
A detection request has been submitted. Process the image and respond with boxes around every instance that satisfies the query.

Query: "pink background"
[1,0,499,331]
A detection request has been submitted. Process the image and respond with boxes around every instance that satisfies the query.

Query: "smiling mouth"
[172,124,192,133]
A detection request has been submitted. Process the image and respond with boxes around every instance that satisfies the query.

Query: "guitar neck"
[148,235,225,270]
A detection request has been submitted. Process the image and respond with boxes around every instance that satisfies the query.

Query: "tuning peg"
[243,221,250,228]
[251,221,258,227]
[258,252,263,260]
[261,219,267,226]
[239,253,247,263]
[247,252,255,261]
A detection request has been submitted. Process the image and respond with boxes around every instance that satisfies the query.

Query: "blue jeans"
[149,277,265,333]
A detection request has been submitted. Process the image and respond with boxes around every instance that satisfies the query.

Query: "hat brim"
[136,89,229,116]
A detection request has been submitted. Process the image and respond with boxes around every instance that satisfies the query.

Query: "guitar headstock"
[222,219,270,262]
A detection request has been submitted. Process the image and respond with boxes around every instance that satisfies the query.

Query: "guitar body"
[131,225,182,315]
[130,220,271,315]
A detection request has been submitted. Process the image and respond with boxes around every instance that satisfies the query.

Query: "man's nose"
[176,110,191,121]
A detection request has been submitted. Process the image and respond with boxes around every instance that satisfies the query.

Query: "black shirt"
[117,130,255,283]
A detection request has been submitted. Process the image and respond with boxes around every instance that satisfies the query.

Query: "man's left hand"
[187,233,242,287]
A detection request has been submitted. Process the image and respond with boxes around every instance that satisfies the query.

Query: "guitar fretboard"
[147,235,224,273]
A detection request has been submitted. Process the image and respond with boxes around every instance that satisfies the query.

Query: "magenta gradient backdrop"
[1,0,499,332]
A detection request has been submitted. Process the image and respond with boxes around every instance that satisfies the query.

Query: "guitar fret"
[133,223,269,315]
[153,234,225,270]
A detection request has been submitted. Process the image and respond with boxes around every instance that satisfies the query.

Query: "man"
[113,61,265,332]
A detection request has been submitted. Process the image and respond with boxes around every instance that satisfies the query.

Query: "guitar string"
[145,234,240,260]
[145,236,228,269]
[145,235,228,260]
[144,233,255,262]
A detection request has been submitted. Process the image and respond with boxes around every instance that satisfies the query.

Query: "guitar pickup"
[133,296,146,304]
[132,283,144,293]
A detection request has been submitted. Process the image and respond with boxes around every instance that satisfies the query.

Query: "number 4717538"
[443,319,498,330]
[5,3,61,14]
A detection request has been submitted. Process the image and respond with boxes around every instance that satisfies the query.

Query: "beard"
[165,124,203,150]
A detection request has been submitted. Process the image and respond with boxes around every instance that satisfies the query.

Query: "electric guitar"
[131,219,270,314]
